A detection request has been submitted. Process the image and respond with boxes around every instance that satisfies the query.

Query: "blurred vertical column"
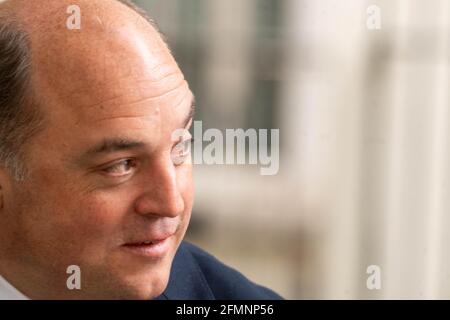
[424,0,449,299]
[380,0,450,299]
[201,0,255,129]
[281,0,368,298]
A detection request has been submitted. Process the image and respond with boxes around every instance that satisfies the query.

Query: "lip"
[122,235,173,259]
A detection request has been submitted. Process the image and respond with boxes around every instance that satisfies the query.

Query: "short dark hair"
[0,12,46,181]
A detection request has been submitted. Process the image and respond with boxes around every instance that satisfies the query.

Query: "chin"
[112,260,172,300]
[99,236,181,299]
[124,274,170,300]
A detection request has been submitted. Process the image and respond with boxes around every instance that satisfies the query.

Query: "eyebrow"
[80,95,196,159]
[84,138,146,157]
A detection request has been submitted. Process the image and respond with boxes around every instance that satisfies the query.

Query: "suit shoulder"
[180,241,283,300]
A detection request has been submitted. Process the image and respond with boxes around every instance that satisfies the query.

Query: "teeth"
[143,241,152,244]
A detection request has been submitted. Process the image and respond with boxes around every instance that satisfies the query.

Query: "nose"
[134,157,185,218]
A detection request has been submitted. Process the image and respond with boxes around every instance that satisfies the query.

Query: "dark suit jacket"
[154,241,283,300]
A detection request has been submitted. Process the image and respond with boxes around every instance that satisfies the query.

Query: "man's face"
[0,14,194,299]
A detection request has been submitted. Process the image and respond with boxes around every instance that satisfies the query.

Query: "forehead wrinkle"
[91,114,159,124]
[76,82,180,111]
[89,86,192,125]
[59,71,183,112]
[85,90,193,136]
[172,87,192,113]
[135,71,182,85]
[124,79,189,107]
[72,73,187,112]
[140,56,181,81]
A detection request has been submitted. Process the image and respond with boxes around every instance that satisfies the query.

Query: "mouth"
[122,235,173,259]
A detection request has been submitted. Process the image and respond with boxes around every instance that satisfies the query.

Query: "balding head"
[0,0,194,300]
[0,0,169,179]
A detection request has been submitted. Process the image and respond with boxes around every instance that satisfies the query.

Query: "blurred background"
[134,0,450,299]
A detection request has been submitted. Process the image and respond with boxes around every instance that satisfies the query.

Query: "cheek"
[177,166,194,232]
[179,164,194,198]
[28,189,131,255]
[45,194,132,267]
[73,194,132,243]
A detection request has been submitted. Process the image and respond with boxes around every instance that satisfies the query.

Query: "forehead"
[21,0,183,114]
[27,27,193,158]
[32,71,194,162]
[30,17,191,126]
[45,75,193,145]
[65,70,191,127]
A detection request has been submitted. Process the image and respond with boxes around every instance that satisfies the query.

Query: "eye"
[102,159,137,176]
[171,138,193,166]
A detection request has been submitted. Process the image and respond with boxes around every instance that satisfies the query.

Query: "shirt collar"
[0,275,29,300]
